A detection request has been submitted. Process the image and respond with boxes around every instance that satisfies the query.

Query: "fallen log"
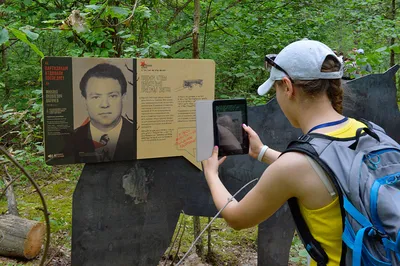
[0,215,45,259]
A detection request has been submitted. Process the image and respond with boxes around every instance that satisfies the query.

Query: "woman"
[202,40,367,265]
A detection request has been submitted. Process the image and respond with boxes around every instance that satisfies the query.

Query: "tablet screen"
[213,99,249,156]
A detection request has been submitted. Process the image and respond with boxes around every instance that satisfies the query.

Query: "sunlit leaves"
[136,5,152,19]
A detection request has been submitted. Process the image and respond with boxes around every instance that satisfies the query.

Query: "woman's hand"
[202,146,226,179]
[243,124,264,159]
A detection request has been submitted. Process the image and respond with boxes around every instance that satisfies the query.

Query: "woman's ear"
[281,77,296,98]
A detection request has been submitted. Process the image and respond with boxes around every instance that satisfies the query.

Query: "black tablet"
[213,99,249,157]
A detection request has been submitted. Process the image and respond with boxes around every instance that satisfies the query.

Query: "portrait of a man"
[66,62,135,163]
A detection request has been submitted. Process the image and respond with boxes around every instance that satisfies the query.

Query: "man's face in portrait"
[84,77,124,131]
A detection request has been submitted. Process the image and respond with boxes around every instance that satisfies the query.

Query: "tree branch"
[164,0,192,30]
[0,40,19,53]
[174,45,190,54]
[202,0,214,54]
[168,0,243,46]
[3,165,19,216]
[106,0,140,27]
[212,18,233,36]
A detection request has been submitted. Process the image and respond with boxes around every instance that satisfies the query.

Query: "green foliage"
[290,234,308,265]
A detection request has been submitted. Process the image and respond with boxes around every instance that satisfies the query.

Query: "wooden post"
[0,215,45,259]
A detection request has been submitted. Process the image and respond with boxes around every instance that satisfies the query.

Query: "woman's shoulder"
[269,151,314,180]
[270,151,336,207]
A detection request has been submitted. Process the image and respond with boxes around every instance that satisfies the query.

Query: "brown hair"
[294,56,344,114]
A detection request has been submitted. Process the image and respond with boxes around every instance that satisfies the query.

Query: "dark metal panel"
[72,67,400,266]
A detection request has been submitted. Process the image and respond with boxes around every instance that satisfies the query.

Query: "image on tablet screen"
[216,110,243,152]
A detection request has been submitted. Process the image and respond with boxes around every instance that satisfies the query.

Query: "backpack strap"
[282,135,347,266]
[288,197,329,266]
[303,155,336,197]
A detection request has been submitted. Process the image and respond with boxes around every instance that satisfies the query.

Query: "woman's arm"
[203,147,307,230]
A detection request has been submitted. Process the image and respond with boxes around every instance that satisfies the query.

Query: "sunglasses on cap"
[264,54,294,82]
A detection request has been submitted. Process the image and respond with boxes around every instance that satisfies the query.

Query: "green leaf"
[112,6,129,16]
[19,26,39,40]
[85,5,102,11]
[41,19,63,24]
[143,9,151,18]
[234,73,245,78]
[9,28,44,58]
[107,6,130,19]
[375,46,387,53]
[137,6,151,19]
[23,0,33,5]
[33,89,42,95]
[299,249,309,257]
[389,44,400,53]
[105,42,113,49]
[100,50,109,57]
[120,34,132,39]
[0,28,9,45]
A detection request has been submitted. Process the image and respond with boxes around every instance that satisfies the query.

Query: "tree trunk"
[0,215,45,259]
[192,0,203,258]
[192,0,200,59]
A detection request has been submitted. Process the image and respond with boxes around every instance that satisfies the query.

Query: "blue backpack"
[284,120,400,265]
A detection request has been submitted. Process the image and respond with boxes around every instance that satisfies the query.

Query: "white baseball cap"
[257,40,343,96]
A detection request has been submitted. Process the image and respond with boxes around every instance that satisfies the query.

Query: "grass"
[0,157,82,265]
[162,215,258,265]
[162,214,307,265]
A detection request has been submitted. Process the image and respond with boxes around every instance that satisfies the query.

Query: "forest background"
[0,0,399,265]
